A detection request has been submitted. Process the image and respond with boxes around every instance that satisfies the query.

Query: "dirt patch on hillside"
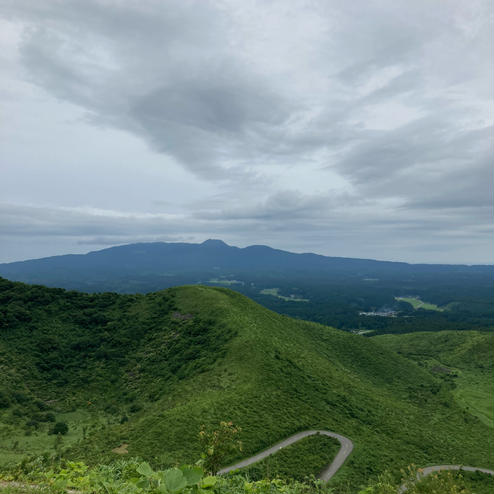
[112,443,129,454]
[172,312,194,320]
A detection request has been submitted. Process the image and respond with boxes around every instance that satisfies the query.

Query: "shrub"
[51,421,69,435]
[35,399,48,411]
[199,421,242,475]
[0,390,10,408]
[13,391,29,404]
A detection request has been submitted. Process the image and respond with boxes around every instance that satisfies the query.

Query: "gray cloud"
[1,193,491,264]
[0,0,492,263]
[5,0,295,178]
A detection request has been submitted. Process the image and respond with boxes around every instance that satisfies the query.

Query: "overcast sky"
[0,0,492,264]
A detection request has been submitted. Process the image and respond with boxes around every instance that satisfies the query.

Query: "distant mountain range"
[0,239,490,287]
[1,240,492,334]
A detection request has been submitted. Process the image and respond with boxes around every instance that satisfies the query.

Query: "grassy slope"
[374,331,493,428]
[0,280,492,489]
[413,470,494,494]
[0,279,233,467]
[74,287,493,488]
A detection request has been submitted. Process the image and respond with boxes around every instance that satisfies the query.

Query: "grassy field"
[394,296,443,311]
[0,279,492,490]
[374,331,493,428]
[453,371,493,427]
[0,409,109,467]
[260,288,309,302]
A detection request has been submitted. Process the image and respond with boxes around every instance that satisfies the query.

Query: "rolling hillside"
[1,240,492,336]
[374,331,494,428]
[0,278,492,489]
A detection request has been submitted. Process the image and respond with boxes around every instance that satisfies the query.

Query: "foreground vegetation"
[0,279,492,490]
[3,425,491,493]
[1,457,494,494]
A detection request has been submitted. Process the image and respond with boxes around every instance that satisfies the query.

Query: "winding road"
[1,433,493,493]
[218,429,494,487]
[218,429,353,481]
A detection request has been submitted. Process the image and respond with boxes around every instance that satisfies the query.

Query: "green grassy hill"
[374,331,494,428]
[0,278,492,489]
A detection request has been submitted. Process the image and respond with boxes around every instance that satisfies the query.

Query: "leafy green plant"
[43,461,90,491]
[3,457,490,494]
[135,462,203,493]
[199,421,242,474]
[413,471,470,493]
[357,471,397,494]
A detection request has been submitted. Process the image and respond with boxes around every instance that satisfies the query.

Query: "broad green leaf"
[201,476,217,488]
[163,467,187,493]
[136,478,151,489]
[136,462,154,477]
[158,483,169,494]
[180,465,203,485]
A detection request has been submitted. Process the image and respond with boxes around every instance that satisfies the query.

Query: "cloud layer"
[0,0,492,263]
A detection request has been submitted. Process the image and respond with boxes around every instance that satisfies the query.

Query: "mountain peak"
[201,239,229,247]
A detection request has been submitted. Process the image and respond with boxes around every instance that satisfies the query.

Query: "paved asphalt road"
[419,465,494,477]
[218,429,353,482]
[218,430,494,487]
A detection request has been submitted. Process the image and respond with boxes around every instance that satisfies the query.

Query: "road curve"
[218,429,353,482]
[218,430,494,489]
